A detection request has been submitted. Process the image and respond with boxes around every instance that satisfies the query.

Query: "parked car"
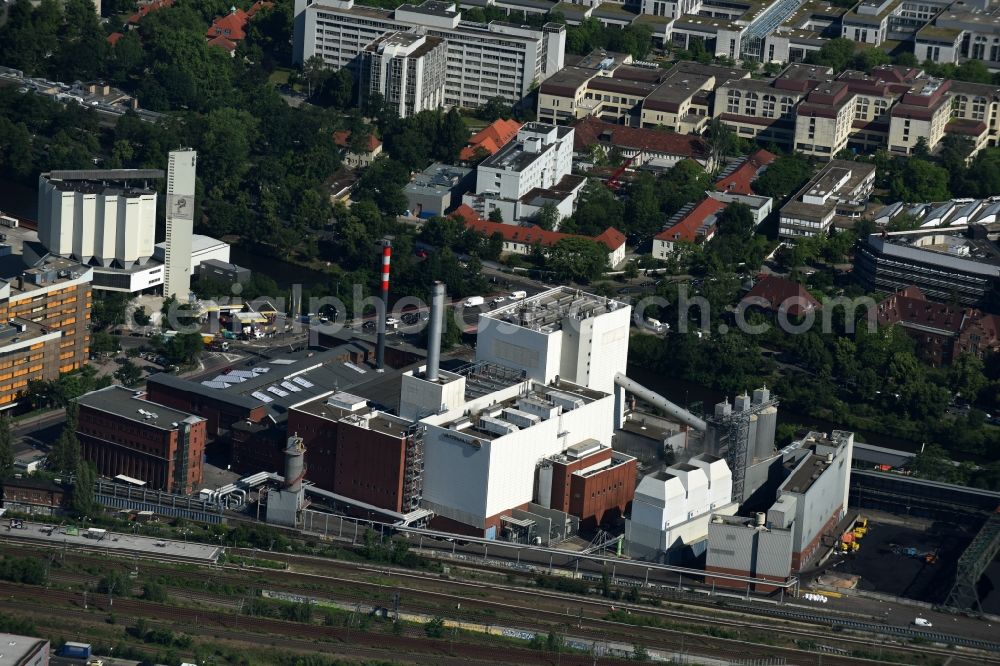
[463,296,484,307]
[509,290,527,300]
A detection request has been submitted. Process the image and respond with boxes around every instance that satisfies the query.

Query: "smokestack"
[427,281,445,381]
[376,239,391,370]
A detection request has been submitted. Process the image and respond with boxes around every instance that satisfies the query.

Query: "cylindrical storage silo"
[284,435,306,493]
[755,406,778,461]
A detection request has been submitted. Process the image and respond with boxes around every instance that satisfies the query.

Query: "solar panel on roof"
[251,391,273,403]
[253,367,270,373]
[292,376,313,388]
[229,370,256,378]
[214,374,244,383]
[200,381,230,389]
[281,381,301,392]
[267,386,289,397]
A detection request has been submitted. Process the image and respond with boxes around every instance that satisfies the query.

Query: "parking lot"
[833,520,974,605]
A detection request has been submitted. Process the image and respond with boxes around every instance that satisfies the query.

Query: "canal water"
[0,178,37,219]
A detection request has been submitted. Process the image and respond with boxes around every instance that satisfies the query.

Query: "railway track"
[16,545,997,666]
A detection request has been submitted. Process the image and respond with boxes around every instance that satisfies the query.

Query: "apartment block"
[465,122,583,223]
[76,385,207,494]
[293,0,565,108]
[778,160,875,240]
[360,32,447,118]
[714,64,832,148]
[888,77,954,155]
[0,254,92,408]
[537,56,745,131]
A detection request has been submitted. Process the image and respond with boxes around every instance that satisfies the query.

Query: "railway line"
[5,541,997,666]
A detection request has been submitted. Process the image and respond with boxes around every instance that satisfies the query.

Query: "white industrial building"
[473,286,631,395]
[35,169,167,294]
[464,123,584,224]
[37,170,160,269]
[292,0,566,108]
[625,454,738,563]
[154,234,231,275]
[398,285,633,536]
[706,429,854,587]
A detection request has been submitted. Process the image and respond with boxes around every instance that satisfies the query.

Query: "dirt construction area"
[829,519,997,608]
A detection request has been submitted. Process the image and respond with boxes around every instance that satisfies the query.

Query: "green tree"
[113,360,143,387]
[889,158,951,202]
[477,96,512,121]
[141,581,168,603]
[0,415,13,481]
[535,202,559,231]
[71,460,97,518]
[547,238,608,283]
[49,404,81,474]
[754,153,813,201]
[949,353,987,402]
[424,617,446,638]
[806,38,858,72]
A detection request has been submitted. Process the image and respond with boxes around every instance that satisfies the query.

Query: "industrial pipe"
[614,372,707,431]
[376,239,391,370]
[427,282,445,381]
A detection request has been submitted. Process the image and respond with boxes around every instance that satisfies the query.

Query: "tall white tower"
[164,149,197,299]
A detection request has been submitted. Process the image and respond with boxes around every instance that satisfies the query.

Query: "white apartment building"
[467,122,581,223]
[38,171,159,269]
[293,0,565,108]
[361,32,447,118]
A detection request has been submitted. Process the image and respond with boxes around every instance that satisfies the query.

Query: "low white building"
[154,234,230,275]
[625,454,738,563]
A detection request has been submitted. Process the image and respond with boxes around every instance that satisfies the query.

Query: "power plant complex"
[72,274,862,591]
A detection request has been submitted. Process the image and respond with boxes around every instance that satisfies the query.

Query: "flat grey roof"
[483,285,627,333]
[77,385,202,429]
[47,169,164,180]
[147,347,382,423]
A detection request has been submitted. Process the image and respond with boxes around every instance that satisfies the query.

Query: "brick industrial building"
[145,347,392,477]
[75,385,207,494]
[540,440,637,531]
[1,477,71,515]
[288,391,423,515]
[0,252,92,408]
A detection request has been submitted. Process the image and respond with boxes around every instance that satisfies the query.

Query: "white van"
[463,296,485,307]
[914,617,933,627]
[509,290,527,300]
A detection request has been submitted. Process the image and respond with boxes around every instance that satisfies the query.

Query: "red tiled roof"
[743,275,820,317]
[107,32,124,46]
[459,118,522,161]
[207,9,249,41]
[207,35,238,52]
[571,117,709,160]
[333,130,381,152]
[205,2,273,41]
[127,0,174,24]
[878,286,965,333]
[451,205,625,252]
[246,0,273,18]
[654,198,724,245]
[715,148,777,196]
